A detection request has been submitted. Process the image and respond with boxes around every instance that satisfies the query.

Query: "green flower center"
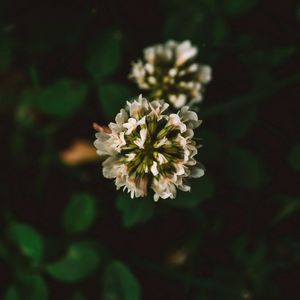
[119,116,185,178]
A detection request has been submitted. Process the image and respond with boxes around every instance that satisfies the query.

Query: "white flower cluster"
[129,40,212,109]
[94,95,204,201]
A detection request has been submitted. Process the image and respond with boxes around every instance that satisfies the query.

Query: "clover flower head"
[94,95,204,201]
[129,40,212,109]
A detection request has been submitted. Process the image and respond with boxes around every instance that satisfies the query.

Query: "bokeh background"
[1,0,300,299]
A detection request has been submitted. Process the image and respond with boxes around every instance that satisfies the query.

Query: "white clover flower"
[129,40,212,109]
[94,95,204,202]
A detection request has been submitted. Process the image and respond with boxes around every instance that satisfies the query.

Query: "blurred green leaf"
[63,193,97,234]
[297,1,300,21]
[239,46,296,69]
[223,0,258,16]
[266,46,297,67]
[23,79,88,118]
[4,285,19,300]
[196,270,246,300]
[20,8,86,56]
[86,30,122,82]
[273,195,300,223]
[6,223,44,264]
[98,83,134,119]
[38,79,87,117]
[232,237,270,292]
[46,241,100,282]
[116,194,155,228]
[165,176,214,208]
[4,275,48,300]
[288,143,300,172]
[15,100,35,129]
[102,261,141,300]
[163,5,206,41]
[225,106,257,140]
[226,147,269,189]
[70,292,86,300]
[28,66,40,89]
[232,235,248,263]
[247,242,269,292]
[211,19,230,47]
[0,37,14,71]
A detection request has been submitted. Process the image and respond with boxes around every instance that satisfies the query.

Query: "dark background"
[1,0,300,299]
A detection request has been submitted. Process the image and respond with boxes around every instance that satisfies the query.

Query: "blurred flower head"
[129,40,212,109]
[94,95,204,201]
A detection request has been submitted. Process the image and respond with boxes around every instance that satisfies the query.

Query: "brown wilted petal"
[166,249,188,267]
[93,122,111,133]
[60,139,98,166]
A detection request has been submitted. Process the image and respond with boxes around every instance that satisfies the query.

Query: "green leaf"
[70,292,86,300]
[265,46,296,67]
[6,223,44,264]
[225,106,257,140]
[4,285,19,300]
[239,46,296,69]
[223,0,258,16]
[4,276,48,300]
[165,176,214,208]
[196,270,245,300]
[232,237,271,293]
[86,30,122,81]
[0,38,14,71]
[297,1,300,22]
[23,79,88,118]
[98,83,134,119]
[63,193,97,234]
[46,241,100,282]
[116,194,155,228]
[288,144,300,172]
[15,99,35,129]
[226,147,269,189]
[211,19,230,47]
[273,195,300,223]
[102,261,141,300]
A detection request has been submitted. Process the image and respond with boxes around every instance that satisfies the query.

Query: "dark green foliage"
[195,270,246,299]
[0,37,14,71]
[46,242,100,283]
[63,193,97,234]
[86,30,122,82]
[288,144,300,172]
[4,276,48,300]
[225,106,257,140]
[0,0,299,298]
[98,83,134,119]
[6,223,44,264]
[70,291,87,300]
[239,46,297,70]
[200,129,222,163]
[232,237,272,292]
[116,194,155,228]
[101,261,141,300]
[273,195,300,223]
[222,0,258,16]
[226,147,269,189]
[22,79,88,118]
[164,176,214,208]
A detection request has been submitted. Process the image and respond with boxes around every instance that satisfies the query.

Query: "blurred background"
[1,0,300,299]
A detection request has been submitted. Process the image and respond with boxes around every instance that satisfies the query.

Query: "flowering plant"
[129,40,212,108]
[94,95,204,201]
